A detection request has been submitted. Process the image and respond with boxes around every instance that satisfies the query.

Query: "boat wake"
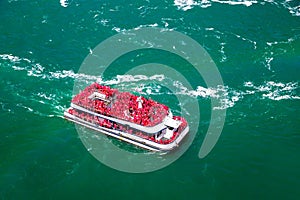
[174,0,300,17]
[1,53,299,119]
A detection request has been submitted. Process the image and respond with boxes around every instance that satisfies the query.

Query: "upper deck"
[71,83,170,127]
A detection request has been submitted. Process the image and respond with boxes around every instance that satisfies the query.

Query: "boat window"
[168,127,174,131]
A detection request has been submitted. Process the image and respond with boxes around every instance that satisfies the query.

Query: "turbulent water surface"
[0,0,300,199]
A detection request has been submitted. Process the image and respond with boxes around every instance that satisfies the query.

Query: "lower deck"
[64,108,189,152]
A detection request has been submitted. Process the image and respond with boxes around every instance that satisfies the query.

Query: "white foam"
[244,81,254,87]
[36,92,56,101]
[0,54,21,62]
[219,42,227,62]
[261,0,300,17]
[99,74,165,86]
[2,54,298,113]
[16,103,33,112]
[2,56,166,85]
[283,0,300,17]
[60,0,69,8]
[200,0,212,8]
[232,33,257,49]
[174,0,200,11]
[100,19,110,26]
[174,0,259,11]
[146,88,152,94]
[171,80,299,109]
[174,0,300,17]
[170,81,242,109]
[244,81,299,101]
[112,27,122,33]
[12,66,24,71]
[195,86,219,98]
[265,57,274,71]
[212,0,258,7]
[266,36,297,47]
[0,54,49,78]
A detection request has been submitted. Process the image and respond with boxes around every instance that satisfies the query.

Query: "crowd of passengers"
[68,108,187,144]
[71,82,169,127]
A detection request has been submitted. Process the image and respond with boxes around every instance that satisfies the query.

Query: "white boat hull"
[64,110,189,152]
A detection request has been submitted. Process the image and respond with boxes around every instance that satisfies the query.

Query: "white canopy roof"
[89,92,109,102]
[163,116,181,129]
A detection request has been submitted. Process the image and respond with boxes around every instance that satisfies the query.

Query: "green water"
[1,0,300,199]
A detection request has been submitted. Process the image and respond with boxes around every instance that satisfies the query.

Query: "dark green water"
[1,0,300,199]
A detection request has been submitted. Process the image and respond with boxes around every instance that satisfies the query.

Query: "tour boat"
[64,83,189,152]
